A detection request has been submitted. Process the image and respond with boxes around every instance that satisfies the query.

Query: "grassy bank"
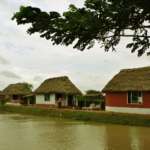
[1,105,150,126]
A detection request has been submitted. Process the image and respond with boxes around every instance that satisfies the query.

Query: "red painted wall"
[106,92,150,108]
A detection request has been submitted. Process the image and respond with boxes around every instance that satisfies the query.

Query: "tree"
[86,90,101,95]
[12,0,150,56]
[24,83,33,91]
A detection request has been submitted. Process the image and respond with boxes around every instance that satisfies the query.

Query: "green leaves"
[12,1,150,56]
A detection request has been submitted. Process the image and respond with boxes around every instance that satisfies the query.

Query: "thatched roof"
[0,91,5,95]
[102,66,150,92]
[3,83,32,95]
[34,76,82,95]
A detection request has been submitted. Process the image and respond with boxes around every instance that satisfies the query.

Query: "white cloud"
[0,70,21,79]
[0,55,9,65]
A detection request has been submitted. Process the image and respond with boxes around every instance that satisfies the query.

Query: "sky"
[0,0,150,92]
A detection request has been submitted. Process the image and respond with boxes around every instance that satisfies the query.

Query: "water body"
[0,114,149,150]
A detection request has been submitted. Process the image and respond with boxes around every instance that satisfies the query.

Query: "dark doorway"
[68,95,74,106]
[56,93,63,100]
[12,95,19,100]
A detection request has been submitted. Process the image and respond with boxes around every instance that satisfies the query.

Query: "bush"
[1,105,150,127]
[0,99,7,106]
[0,96,10,106]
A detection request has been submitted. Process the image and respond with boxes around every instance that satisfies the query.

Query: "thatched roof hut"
[103,66,150,92]
[34,76,82,95]
[3,83,32,95]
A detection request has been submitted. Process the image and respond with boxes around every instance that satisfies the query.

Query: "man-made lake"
[0,114,149,150]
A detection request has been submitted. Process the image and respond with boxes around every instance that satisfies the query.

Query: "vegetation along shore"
[1,105,150,127]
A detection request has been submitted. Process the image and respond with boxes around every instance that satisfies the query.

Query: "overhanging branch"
[104,34,150,39]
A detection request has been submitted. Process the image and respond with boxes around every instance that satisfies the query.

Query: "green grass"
[0,105,150,126]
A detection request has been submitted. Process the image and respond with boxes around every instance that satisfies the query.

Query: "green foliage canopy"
[24,83,33,91]
[12,0,150,56]
[86,90,101,95]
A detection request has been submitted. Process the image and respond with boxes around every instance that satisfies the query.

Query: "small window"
[128,91,142,104]
[44,94,50,101]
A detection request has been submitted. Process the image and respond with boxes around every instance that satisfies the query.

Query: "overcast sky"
[0,0,150,92]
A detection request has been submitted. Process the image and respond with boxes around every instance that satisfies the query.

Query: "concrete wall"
[106,92,150,108]
[36,95,45,104]
[105,92,150,114]
[36,94,55,105]
[106,106,150,114]
[50,94,56,105]
[36,94,56,105]
[35,94,68,106]
[106,92,127,107]
[35,94,77,107]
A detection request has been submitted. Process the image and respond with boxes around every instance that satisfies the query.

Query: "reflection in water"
[0,114,149,150]
[130,128,142,150]
[105,125,150,150]
[105,125,132,150]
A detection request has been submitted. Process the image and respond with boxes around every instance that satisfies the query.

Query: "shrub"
[0,99,7,106]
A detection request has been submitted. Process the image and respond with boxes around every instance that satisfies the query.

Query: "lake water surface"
[0,114,150,150]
